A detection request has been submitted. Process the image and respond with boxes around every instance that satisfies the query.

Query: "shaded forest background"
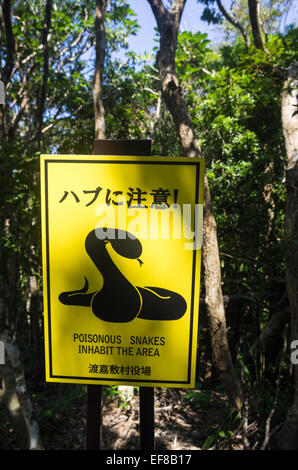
[0,0,298,450]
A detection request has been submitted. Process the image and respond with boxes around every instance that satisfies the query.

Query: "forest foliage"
[0,0,298,450]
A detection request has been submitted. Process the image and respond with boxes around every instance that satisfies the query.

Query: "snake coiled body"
[59,228,187,323]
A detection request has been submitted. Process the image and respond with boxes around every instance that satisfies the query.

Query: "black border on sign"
[44,158,201,386]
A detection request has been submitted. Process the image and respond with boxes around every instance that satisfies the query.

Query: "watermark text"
[291,340,298,365]
[94,201,203,250]
[0,80,5,105]
[0,340,5,364]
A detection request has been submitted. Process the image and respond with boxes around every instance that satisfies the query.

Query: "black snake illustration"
[58,228,187,323]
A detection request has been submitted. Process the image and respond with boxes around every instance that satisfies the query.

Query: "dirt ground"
[99,387,237,451]
[0,380,246,451]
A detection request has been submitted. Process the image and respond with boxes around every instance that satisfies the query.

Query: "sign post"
[90,139,153,450]
[40,142,204,449]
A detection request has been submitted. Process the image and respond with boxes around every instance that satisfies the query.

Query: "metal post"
[139,387,155,449]
[86,385,103,450]
[85,139,154,450]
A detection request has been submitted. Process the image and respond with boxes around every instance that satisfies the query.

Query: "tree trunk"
[147,0,243,409]
[0,330,43,450]
[278,62,298,449]
[247,0,267,52]
[35,0,52,149]
[202,175,243,409]
[1,0,15,85]
[93,0,106,139]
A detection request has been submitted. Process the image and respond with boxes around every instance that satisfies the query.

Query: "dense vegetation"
[0,0,297,450]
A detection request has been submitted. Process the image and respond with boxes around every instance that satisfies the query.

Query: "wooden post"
[93,138,151,157]
[85,139,154,450]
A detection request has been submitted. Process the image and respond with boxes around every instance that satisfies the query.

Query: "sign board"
[40,154,205,388]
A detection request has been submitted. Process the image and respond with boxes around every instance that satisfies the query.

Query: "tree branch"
[147,0,168,31]
[170,0,187,25]
[54,9,89,60]
[41,103,85,134]
[215,0,249,48]
[260,379,279,449]
[144,87,160,96]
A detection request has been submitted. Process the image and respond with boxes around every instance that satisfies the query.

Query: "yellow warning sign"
[40,154,205,388]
